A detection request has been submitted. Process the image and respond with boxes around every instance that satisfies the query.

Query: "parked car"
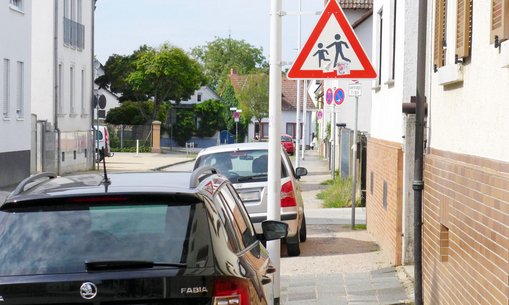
[280,134,295,155]
[94,125,113,161]
[194,142,308,256]
[0,168,287,304]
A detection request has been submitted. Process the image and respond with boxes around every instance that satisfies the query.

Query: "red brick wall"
[423,149,509,305]
[366,138,403,265]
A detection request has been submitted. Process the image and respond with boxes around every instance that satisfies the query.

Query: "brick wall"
[366,138,403,265]
[423,149,509,305]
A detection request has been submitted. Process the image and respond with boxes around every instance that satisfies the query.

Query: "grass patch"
[316,176,362,208]
[341,224,367,230]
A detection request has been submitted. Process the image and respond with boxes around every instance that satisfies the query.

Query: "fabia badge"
[80,282,98,299]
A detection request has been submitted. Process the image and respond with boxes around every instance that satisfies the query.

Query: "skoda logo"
[80,282,98,300]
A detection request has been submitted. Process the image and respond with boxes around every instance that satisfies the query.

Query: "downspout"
[413,0,428,304]
[53,0,61,175]
[91,0,97,170]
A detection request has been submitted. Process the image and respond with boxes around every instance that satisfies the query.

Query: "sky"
[94,0,325,67]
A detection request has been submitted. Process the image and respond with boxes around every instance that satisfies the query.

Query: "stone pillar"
[152,121,161,153]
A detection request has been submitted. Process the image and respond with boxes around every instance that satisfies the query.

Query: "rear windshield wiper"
[85,260,187,271]
[237,174,268,182]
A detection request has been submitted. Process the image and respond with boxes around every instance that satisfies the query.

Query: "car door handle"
[261,275,272,285]
[266,265,276,274]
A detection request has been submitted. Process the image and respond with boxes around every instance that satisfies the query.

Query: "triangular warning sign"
[287,0,376,79]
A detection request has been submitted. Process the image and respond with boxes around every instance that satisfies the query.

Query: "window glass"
[218,186,257,250]
[195,149,288,183]
[0,198,211,276]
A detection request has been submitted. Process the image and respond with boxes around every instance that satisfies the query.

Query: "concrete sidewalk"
[280,149,415,305]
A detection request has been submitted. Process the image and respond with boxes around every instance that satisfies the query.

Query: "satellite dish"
[98,94,107,109]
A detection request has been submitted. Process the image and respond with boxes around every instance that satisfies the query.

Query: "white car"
[194,142,307,256]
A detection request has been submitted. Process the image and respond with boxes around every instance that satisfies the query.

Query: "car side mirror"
[261,220,288,241]
[295,167,308,179]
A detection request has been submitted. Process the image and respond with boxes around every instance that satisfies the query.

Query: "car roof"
[3,170,228,204]
[197,142,286,157]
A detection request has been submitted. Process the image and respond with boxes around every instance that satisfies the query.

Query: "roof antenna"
[101,147,111,186]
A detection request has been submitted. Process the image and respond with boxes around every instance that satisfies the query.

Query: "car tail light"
[213,277,250,305]
[104,127,109,144]
[281,180,297,207]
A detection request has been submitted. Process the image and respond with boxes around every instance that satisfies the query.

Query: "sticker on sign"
[349,83,362,97]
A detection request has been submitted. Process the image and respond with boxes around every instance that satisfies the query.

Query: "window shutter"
[491,0,509,44]
[456,0,471,59]
[434,0,447,70]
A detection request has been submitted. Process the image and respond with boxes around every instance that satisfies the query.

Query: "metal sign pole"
[348,82,361,229]
[351,94,358,229]
[268,0,282,303]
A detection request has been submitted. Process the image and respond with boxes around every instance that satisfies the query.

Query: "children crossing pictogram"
[287,0,376,79]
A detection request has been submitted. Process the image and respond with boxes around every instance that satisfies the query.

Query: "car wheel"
[286,241,300,256]
[299,214,307,242]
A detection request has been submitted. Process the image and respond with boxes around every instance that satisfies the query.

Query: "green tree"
[236,73,269,140]
[191,38,268,89]
[105,101,171,126]
[194,100,227,137]
[97,43,206,123]
[173,109,194,146]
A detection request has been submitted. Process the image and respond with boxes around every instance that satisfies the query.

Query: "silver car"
[194,142,307,256]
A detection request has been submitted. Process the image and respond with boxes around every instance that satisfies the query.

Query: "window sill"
[9,4,24,14]
[437,63,463,86]
[69,113,79,118]
[16,117,24,121]
[499,40,509,68]
[372,85,381,91]
[3,117,11,121]
[80,114,89,118]
[384,79,395,87]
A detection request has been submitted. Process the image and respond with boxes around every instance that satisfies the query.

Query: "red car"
[281,134,295,155]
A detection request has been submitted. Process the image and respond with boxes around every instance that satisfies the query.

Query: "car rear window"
[0,196,212,276]
[196,150,288,183]
[281,135,292,142]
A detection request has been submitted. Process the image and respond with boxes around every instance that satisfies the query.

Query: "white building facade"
[0,0,32,187]
[31,0,95,174]
[366,0,420,266]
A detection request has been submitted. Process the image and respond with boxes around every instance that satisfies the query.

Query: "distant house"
[0,0,32,187]
[228,70,316,145]
[162,86,223,148]
[31,0,95,174]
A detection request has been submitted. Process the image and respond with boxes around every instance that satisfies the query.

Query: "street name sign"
[287,0,376,79]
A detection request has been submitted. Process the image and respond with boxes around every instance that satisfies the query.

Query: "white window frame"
[385,0,396,84]
[16,61,24,118]
[70,65,75,115]
[374,7,384,88]
[81,68,86,114]
[3,59,10,119]
[58,63,64,114]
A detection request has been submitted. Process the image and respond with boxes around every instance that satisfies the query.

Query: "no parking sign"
[334,88,345,105]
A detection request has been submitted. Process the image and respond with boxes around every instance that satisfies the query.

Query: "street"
[0,149,414,305]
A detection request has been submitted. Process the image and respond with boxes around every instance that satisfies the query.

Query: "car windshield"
[196,150,287,183]
[281,135,292,142]
[0,196,211,276]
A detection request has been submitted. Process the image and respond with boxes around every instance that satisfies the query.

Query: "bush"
[316,176,362,208]
[111,146,152,153]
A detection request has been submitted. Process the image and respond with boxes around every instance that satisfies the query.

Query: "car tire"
[299,215,307,242]
[286,237,301,257]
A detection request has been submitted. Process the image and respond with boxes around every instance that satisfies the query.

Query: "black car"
[0,167,287,305]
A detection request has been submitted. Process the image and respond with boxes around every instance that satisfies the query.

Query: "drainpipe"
[53,0,61,175]
[92,0,97,169]
[413,0,428,304]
